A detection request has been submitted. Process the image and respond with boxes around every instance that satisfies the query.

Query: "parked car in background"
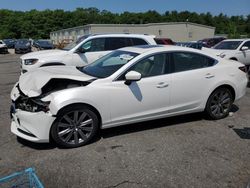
[3,39,17,48]
[10,45,248,147]
[198,37,226,48]
[33,40,54,50]
[19,33,157,73]
[154,38,175,45]
[202,38,250,71]
[0,40,8,53]
[15,39,32,54]
[176,41,204,50]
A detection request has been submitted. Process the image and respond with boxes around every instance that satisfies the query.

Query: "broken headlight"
[15,96,50,112]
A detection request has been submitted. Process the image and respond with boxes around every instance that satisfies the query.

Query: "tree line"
[0,8,249,39]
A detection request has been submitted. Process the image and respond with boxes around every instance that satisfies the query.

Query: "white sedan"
[202,38,250,71]
[10,45,248,148]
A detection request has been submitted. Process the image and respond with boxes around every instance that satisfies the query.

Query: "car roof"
[87,33,156,39]
[119,45,211,55]
[223,38,250,42]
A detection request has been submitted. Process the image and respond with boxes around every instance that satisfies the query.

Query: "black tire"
[51,105,99,148]
[205,87,233,120]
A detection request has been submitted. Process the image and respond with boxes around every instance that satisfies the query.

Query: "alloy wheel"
[57,110,94,145]
[209,89,232,118]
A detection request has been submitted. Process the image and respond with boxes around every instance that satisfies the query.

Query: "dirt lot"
[0,53,249,188]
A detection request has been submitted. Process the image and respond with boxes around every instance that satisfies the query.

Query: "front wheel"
[51,105,99,148]
[205,88,233,120]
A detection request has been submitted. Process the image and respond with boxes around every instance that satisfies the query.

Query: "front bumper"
[10,106,56,143]
[0,47,8,53]
[15,48,31,54]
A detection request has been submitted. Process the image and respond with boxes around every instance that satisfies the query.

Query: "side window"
[131,38,148,45]
[118,53,169,80]
[80,38,105,52]
[105,38,132,51]
[172,52,215,73]
[242,41,250,49]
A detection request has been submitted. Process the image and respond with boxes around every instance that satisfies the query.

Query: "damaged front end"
[15,94,50,113]
[12,78,94,113]
[12,84,50,114]
[10,67,96,142]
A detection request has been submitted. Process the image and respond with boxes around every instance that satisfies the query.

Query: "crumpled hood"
[20,49,69,60]
[202,47,235,56]
[18,66,95,97]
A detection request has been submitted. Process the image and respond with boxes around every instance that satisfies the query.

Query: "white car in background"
[202,39,250,71]
[0,40,8,53]
[11,45,248,148]
[20,34,157,73]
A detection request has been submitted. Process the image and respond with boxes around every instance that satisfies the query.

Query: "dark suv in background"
[33,40,54,50]
[198,37,226,48]
[15,39,32,54]
[3,39,16,48]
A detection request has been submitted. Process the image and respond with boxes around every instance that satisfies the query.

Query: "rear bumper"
[235,76,248,101]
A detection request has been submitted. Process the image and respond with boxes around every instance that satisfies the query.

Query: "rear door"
[169,51,217,114]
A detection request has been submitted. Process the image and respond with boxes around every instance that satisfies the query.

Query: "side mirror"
[124,71,141,85]
[241,46,249,51]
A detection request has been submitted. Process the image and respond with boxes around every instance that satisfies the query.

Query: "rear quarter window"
[131,38,148,45]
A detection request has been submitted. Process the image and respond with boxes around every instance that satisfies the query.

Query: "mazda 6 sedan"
[10,45,248,148]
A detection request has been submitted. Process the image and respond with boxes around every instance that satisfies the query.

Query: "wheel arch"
[208,84,236,102]
[55,102,102,127]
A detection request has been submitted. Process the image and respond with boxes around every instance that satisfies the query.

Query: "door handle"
[205,73,215,79]
[156,82,169,88]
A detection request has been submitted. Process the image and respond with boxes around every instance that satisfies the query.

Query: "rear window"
[131,38,148,45]
[105,38,132,51]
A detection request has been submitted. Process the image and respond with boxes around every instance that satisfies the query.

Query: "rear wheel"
[205,88,233,120]
[51,105,99,148]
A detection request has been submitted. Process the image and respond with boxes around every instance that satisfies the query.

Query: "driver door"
[109,53,171,125]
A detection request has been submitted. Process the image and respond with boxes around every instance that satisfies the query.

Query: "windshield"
[81,50,139,78]
[63,35,89,51]
[17,40,29,45]
[213,41,242,50]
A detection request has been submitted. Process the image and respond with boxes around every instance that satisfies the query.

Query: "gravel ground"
[0,54,249,188]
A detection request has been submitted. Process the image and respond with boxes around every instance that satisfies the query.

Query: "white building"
[50,22,215,44]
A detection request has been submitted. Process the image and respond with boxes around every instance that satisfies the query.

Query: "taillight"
[239,66,247,73]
